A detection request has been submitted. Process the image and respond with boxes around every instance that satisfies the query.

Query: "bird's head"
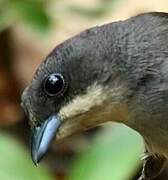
[21,24,132,165]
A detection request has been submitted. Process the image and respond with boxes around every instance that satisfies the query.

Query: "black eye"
[43,73,65,96]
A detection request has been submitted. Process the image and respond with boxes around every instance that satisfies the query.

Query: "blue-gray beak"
[31,114,61,165]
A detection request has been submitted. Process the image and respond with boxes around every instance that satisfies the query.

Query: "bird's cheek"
[56,110,104,141]
[56,107,106,141]
[55,116,85,141]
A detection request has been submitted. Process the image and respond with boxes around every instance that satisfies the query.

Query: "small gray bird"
[21,12,168,179]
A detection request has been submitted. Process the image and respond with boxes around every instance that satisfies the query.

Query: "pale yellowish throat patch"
[57,82,132,140]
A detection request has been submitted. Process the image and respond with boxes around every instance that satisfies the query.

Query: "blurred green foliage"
[70,124,143,180]
[68,0,122,18]
[0,124,144,180]
[0,125,143,180]
[0,0,51,33]
[0,133,53,180]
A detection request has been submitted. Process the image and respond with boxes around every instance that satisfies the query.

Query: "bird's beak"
[31,114,61,165]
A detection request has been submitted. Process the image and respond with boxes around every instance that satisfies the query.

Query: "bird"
[21,12,168,180]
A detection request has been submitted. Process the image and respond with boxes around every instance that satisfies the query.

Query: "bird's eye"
[43,73,65,96]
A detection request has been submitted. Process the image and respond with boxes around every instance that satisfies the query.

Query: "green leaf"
[0,133,53,180]
[70,124,144,180]
[0,0,51,33]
